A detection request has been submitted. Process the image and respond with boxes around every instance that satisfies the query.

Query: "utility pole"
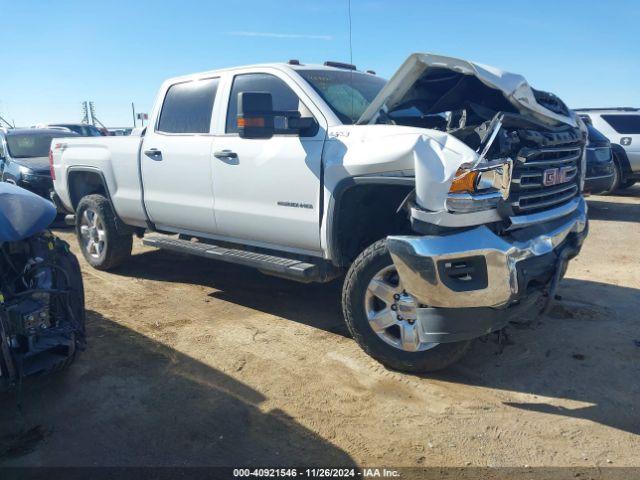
[132,102,137,128]
[0,115,13,128]
[89,102,107,129]
[81,101,90,124]
[0,100,15,128]
[81,101,107,130]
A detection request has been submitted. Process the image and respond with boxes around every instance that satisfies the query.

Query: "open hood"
[357,53,577,128]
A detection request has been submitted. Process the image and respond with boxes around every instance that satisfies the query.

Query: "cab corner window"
[226,73,314,136]
[157,78,219,134]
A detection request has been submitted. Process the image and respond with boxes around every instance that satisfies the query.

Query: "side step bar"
[142,235,320,282]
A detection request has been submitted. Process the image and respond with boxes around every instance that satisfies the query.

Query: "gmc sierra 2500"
[50,53,588,372]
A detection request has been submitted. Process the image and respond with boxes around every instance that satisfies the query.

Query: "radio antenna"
[348,0,353,66]
[347,0,355,122]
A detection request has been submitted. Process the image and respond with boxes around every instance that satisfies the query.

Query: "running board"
[142,235,320,282]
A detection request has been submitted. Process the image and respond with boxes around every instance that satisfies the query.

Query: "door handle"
[144,148,163,160]
[214,150,238,159]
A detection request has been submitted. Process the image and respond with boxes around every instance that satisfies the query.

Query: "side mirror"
[238,92,275,139]
[287,116,319,136]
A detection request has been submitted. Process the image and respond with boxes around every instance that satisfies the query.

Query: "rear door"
[210,69,326,254]
[141,77,220,234]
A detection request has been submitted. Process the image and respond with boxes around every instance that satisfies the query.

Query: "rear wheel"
[342,239,471,372]
[75,194,132,270]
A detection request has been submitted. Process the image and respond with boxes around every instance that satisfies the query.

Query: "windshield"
[6,134,57,158]
[298,69,386,124]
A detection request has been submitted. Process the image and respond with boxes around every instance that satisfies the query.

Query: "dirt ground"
[1,187,639,468]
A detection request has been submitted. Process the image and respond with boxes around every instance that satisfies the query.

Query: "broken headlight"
[446,160,512,213]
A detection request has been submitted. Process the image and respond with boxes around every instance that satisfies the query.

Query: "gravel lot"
[1,187,639,468]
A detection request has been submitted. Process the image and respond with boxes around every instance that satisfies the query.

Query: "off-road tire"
[342,239,471,373]
[75,194,132,270]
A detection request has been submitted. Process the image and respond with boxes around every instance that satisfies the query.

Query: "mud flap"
[541,247,572,315]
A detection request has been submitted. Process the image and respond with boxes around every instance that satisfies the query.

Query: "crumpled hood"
[357,53,577,128]
[324,124,479,211]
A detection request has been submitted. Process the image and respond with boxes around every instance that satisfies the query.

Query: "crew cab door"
[141,77,220,234]
[211,70,326,254]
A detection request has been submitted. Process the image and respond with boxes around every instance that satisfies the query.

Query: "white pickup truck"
[51,53,588,372]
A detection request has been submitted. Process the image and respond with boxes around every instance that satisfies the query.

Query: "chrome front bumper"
[387,197,588,309]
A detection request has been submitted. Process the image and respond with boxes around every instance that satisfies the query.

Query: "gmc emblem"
[542,166,574,187]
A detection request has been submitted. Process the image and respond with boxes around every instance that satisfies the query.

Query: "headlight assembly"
[446,159,513,213]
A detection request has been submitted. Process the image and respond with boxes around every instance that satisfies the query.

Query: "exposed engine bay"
[0,232,85,391]
[347,53,587,225]
[381,66,582,165]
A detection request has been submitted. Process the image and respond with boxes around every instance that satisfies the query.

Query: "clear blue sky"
[1,0,638,127]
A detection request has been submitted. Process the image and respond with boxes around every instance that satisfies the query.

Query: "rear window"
[601,114,640,134]
[157,78,219,134]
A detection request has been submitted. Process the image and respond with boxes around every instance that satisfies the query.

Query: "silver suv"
[576,108,640,190]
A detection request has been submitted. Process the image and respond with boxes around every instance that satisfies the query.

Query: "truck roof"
[575,107,639,114]
[163,62,377,85]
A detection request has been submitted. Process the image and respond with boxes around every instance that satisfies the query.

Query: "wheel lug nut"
[393,294,400,300]
[397,315,403,321]
[391,304,398,311]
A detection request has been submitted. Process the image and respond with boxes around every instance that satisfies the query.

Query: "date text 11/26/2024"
[233,468,401,478]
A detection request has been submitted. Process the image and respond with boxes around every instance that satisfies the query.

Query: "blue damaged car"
[0,183,85,391]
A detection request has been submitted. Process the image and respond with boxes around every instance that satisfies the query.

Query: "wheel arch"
[67,167,112,211]
[610,144,633,177]
[327,177,414,267]
[67,167,134,233]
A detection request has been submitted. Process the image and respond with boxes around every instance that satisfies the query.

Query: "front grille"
[509,145,582,214]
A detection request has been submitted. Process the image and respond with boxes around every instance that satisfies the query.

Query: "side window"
[601,114,640,135]
[157,78,219,134]
[226,73,301,134]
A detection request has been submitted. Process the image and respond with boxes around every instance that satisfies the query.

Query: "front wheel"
[603,161,621,195]
[75,194,132,270]
[342,239,471,373]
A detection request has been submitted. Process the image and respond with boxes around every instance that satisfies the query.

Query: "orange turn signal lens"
[449,168,478,194]
[237,116,265,128]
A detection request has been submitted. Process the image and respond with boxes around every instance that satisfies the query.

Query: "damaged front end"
[360,53,589,342]
[0,184,85,391]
